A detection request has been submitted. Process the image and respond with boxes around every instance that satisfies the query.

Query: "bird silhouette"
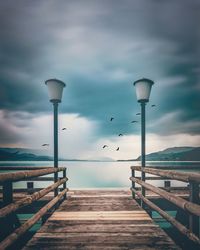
[110,117,114,121]
[136,113,141,115]
[131,120,138,123]
[116,147,120,151]
[118,134,123,136]
[103,145,108,148]
[151,104,156,107]
[42,144,49,146]
[62,128,67,130]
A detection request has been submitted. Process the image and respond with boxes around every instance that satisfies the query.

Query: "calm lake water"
[1,161,200,189]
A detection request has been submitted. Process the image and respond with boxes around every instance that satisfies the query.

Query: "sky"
[0,0,199,160]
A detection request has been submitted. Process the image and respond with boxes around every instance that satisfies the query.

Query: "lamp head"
[133,78,154,103]
[45,79,66,103]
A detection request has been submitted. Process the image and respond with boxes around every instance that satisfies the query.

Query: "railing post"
[63,168,67,199]
[131,169,135,199]
[164,180,171,192]
[27,182,34,194]
[189,182,200,237]
[2,181,16,235]
[3,181,13,205]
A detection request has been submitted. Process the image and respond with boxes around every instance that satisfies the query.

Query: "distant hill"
[0,148,115,161]
[118,147,200,161]
[0,148,53,161]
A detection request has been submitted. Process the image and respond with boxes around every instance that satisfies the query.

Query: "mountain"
[0,148,115,161]
[118,147,200,161]
[136,147,200,161]
[0,148,53,161]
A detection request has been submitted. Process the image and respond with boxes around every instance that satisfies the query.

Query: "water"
[0,160,200,189]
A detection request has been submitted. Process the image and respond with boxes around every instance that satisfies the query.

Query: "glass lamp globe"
[133,78,154,102]
[45,79,66,103]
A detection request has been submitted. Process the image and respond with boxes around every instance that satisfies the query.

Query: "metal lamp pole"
[141,101,146,208]
[53,101,59,196]
[45,79,66,197]
[133,78,154,208]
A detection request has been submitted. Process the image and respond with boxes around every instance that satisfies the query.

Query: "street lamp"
[45,79,66,196]
[133,78,154,208]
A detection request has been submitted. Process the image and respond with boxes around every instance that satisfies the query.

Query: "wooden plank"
[39,223,159,233]
[24,246,176,250]
[25,236,179,249]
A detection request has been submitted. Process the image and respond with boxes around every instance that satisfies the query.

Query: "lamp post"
[45,79,66,197]
[133,78,154,208]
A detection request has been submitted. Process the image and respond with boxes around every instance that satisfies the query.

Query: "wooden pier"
[0,165,200,249]
[23,190,180,250]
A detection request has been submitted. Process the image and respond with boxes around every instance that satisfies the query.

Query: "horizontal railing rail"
[132,165,200,170]
[131,166,200,183]
[130,166,200,246]
[0,167,66,183]
[0,177,68,218]
[131,187,200,245]
[0,166,68,249]
[0,166,52,171]
[130,176,200,216]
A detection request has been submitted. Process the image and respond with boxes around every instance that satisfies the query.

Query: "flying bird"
[103,145,108,148]
[118,134,123,136]
[110,117,114,121]
[42,144,49,146]
[116,147,120,151]
[131,120,138,123]
[151,104,156,107]
[62,128,67,130]
[136,113,141,115]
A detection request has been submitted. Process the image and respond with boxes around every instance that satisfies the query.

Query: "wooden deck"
[23,190,180,250]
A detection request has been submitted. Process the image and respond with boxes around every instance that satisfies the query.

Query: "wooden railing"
[130,166,200,246]
[0,166,68,249]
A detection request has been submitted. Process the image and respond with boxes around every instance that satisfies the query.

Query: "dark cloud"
[0,0,199,141]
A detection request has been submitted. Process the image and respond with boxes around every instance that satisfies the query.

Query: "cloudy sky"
[0,0,199,160]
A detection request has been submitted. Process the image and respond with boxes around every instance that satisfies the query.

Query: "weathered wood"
[63,168,67,199]
[0,178,68,218]
[27,182,34,194]
[145,176,169,180]
[24,190,180,250]
[26,177,54,181]
[0,167,66,183]
[49,211,151,221]
[131,165,200,170]
[39,222,159,233]
[2,181,13,205]
[0,166,52,171]
[131,187,200,245]
[164,180,171,191]
[23,246,176,250]
[131,166,200,183]
[189,182,200,236]
[0,189,67,250]
[130,176,200,216]
[131,169,135,199]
